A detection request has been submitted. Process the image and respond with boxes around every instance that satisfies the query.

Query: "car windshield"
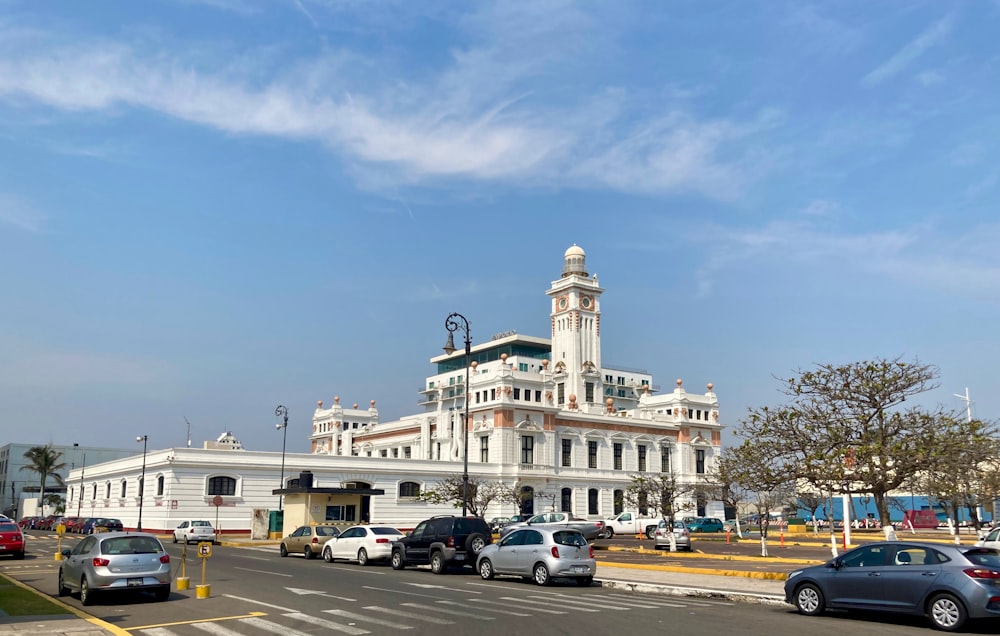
[372,527,402,536]
[191,521,212,527]
[964,548,1000,567]
[102,536,163,555]
[0,523,18,532]
[553,531,587,547]
[316,526,340,537]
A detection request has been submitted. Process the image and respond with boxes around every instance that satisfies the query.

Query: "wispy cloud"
[0,193,45,233]
[863,15,954,86]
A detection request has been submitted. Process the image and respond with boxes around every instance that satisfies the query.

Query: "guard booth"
[271,471,385,538]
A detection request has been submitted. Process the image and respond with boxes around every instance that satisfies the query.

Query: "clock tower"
[547,245,604,408]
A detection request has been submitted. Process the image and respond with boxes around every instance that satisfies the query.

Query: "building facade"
[64,245,725,532]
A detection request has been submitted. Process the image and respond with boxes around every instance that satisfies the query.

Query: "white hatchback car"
[172,520,217,544]
[322,525,403,565]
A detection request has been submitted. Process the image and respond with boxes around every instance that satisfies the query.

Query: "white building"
[67,245,725,533]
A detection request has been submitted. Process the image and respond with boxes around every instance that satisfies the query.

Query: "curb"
[0,572,129,636]
[595,559,788,581]
[598,577,788,606]
[600,545,820,565]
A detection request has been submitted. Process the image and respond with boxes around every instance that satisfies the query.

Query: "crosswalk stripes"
[133,592,734,635]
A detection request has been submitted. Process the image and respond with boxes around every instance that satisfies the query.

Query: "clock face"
[581,296,593,309]
[557,296,568,310]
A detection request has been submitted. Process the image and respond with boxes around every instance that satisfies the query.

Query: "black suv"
[391,515,492,574]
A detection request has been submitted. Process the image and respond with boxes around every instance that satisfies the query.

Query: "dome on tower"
[562,244,588,278]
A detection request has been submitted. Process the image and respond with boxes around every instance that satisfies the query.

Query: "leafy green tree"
[20,444,65,515]
[735,357,992,539]
[916,424,1000,533]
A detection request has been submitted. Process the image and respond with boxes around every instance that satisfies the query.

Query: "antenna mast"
[952,388,973,423]
[184,416,192,448]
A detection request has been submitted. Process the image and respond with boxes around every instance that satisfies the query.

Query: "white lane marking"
[286,586,356,601]
[527,594,631,610]
[283,612,371,635]
[401,602,494,621]
[234,566,292,577]
[138,629,179,636]
[244,616,366,636]
[221,594,296,612]
[363,605,455,624]
[435,599,531,617]
[546,591,674,608]
[473,598,566,614]
[323,609,414,629]
[362,585,447,600]
[499,596,597,612]
[187,622,247,636]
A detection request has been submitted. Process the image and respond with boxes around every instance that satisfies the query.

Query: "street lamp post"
[77,452,86,517]
[275,405,289,511]
[443,312,471,517]
[135,435,148,532]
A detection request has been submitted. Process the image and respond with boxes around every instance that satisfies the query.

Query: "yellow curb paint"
[0,572,133,636]
[601,545,821,565]
[130,611,267,630]
[196,583,211,599]
[596,560,788,581]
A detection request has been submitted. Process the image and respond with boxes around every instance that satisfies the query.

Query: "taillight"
[375,538,389,544]
[446,536,455,548]
[550,546,560,558]
[92,558,110,567]
[159,554,170,564]
[312,537,319,544]
[589,545,595,558]
[964,568,1000,579]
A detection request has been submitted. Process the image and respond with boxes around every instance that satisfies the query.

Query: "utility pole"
[953,388,973,423]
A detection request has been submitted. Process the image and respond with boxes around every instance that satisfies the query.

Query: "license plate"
[453,554,464,560]
[573,566,588,573]
[0,545,5,550]
[127,578,143,587]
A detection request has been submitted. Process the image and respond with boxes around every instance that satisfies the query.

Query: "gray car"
[476,527,596,586]
[58,532,172,606]
[785,541,1000,631]
[653,519,691,551]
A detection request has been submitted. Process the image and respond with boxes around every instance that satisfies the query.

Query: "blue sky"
[1,1,997,454]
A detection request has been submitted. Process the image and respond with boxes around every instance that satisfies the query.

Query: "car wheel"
[430,551,446,575]
[323,547,334,563]
[479,558,495,580]
[357,548,369,566]
[172,534,178,544]
[57,570,69,597]
[467,533,487,555]
[646,527,657,539]
[577,575,593,586]
[533,562,551,586]
[80,577,95,606]
[391,549,405,570]
[279,543,288,557]
[154,586,170,602]
[794,583,824,616]
[304,546,314,560]
[605,528,614,539]
[13,551,24,560]
[928,593,967,632]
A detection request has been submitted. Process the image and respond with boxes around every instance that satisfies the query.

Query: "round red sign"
[212,495,224,507]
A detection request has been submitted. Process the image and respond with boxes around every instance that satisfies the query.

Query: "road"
[0,531,953,635]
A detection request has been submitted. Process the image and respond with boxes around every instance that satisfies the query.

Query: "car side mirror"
[827,558,842,569]
[406,531,412,537]
[61,549,71,557]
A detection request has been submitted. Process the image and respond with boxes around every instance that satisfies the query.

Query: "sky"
[1,1,998,456]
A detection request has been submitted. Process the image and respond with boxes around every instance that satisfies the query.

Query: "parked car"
[57,532,171,606]
[785,541,1000,631]
[78,518,103,534]
[488,517,511,533]
[476,527,596,586]
[94,518,124,533]
[976,526,1000,549]
[280,524,341,559]
[500,512,605,542]
[172,520,217,544]
[322,525,403,565]
[0,521,25,559]
[391,515,492,574]
[653,519,691,551]
[686,517,725,533]
[63,517,84,533]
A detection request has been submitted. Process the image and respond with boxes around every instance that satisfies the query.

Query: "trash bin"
[787,517,806,532]
[268,510,284,539]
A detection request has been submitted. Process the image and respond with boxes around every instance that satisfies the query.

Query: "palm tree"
[20,444,66,515]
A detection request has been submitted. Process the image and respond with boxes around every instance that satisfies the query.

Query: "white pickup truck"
[602,512,664,539]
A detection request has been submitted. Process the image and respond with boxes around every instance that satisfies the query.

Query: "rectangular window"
[585,382,594,403]
[605,374,613,383]
[588,441,598,469]
[490,388,496,400]
[638,444,647,472]
[513,387,520,400]
[476,392,481,404]
[392,448,399,458]
[521,436,534,464]
[561,439,572,467]
[480,436,489,463]
[519,363,529,372]
[404,446,411,459]
[617,376,625,386]
[325,505,357,522]
[696,449,705,474]
[661,444,671,472]
[613,443,623,470]
[380,449,387,458]
[535,390,542,403]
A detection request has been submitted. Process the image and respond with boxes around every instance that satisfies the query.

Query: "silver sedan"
[653,519,692,551]
[476,527,596,586]
[58,532,172,606]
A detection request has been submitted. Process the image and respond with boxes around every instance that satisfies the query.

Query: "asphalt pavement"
[0,527,979,635]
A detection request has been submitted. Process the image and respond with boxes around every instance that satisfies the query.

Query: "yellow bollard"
[196,584,211,599]
[195,545,210,599]
[176,543,189,590]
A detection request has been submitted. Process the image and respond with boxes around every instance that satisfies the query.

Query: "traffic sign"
[197,542,213,558]
[56,524,66,535]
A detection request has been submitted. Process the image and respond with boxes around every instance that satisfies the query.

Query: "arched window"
[398,482,421,498]
[520,486,534,515]
[92,483,97,499]
[120,480,127,498]
[560,487,572,512]
[156,475,165,497]
[613,489,624,515]
[105,481,111,499]
[588,488,599,515]
[207,476,237,496]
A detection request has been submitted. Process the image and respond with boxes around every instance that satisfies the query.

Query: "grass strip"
[0,575,71,616]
